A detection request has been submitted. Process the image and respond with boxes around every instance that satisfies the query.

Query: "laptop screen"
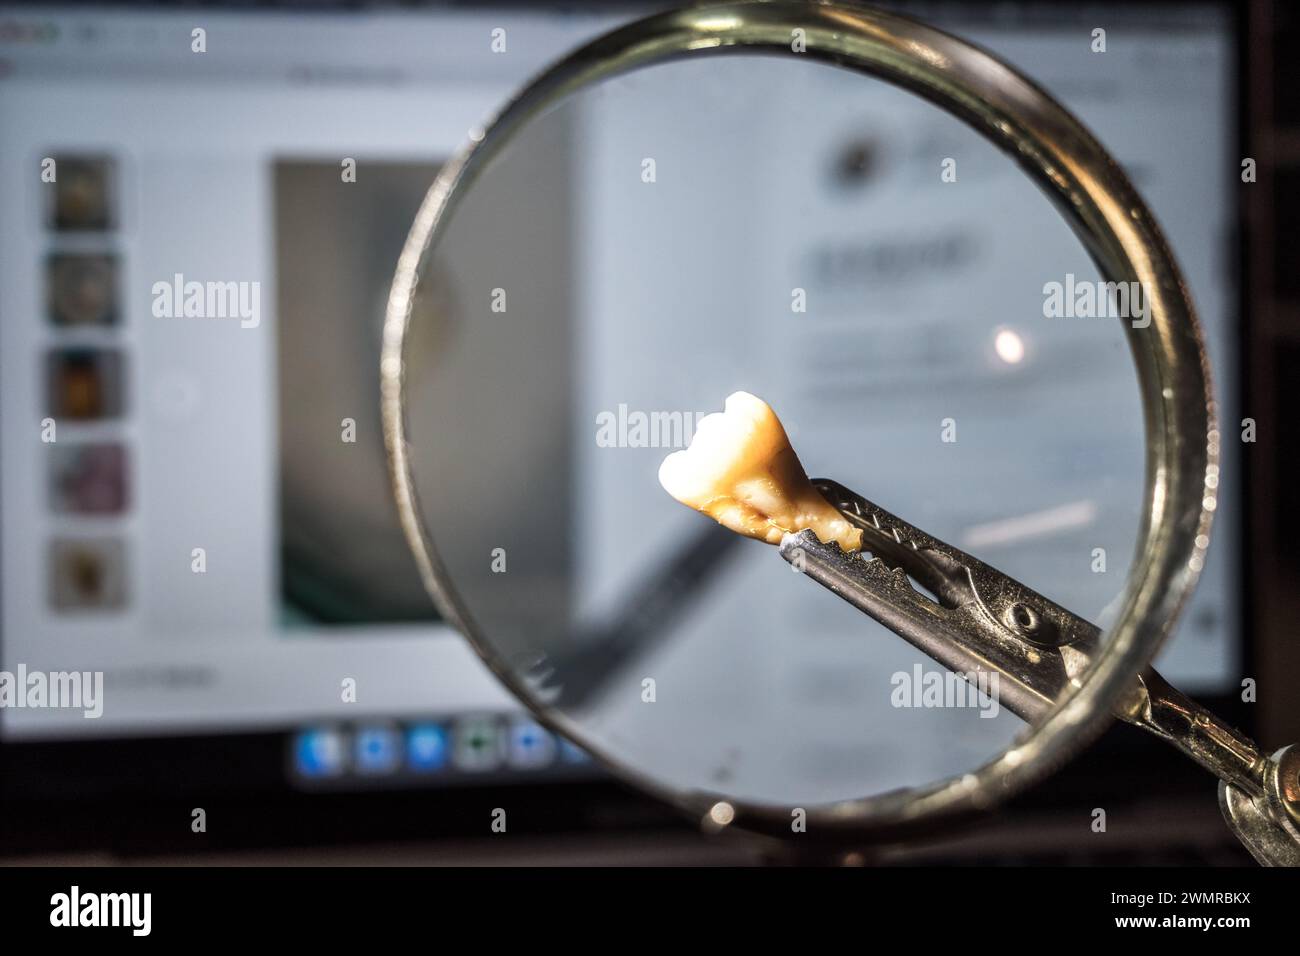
[0,3,1238,794]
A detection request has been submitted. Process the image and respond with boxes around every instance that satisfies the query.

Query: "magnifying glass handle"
[1120,670,1300,865]
[779,480,1300,864]
[1126,676,1300,865]
[1120,667,1262,797]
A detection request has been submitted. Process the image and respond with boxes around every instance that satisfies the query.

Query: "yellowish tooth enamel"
[657,391,863,552]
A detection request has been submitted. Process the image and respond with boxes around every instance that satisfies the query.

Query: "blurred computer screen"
[0,3,1239,802]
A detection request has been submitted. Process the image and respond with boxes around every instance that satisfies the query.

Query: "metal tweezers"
[779,478,1300,865]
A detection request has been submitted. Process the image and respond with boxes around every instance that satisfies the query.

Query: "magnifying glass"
[380,1,1300,860]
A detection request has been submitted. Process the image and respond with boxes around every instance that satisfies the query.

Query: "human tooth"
[658,391,863,552]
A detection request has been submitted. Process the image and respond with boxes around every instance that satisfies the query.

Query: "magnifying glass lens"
[400,53,1146,808]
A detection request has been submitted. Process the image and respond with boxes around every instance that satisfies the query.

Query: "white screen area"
[0,4,1237,746]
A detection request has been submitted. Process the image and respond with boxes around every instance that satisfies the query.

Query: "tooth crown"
[658,392,863,552]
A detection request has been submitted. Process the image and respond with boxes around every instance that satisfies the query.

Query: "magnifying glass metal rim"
[381,0,1216,840]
